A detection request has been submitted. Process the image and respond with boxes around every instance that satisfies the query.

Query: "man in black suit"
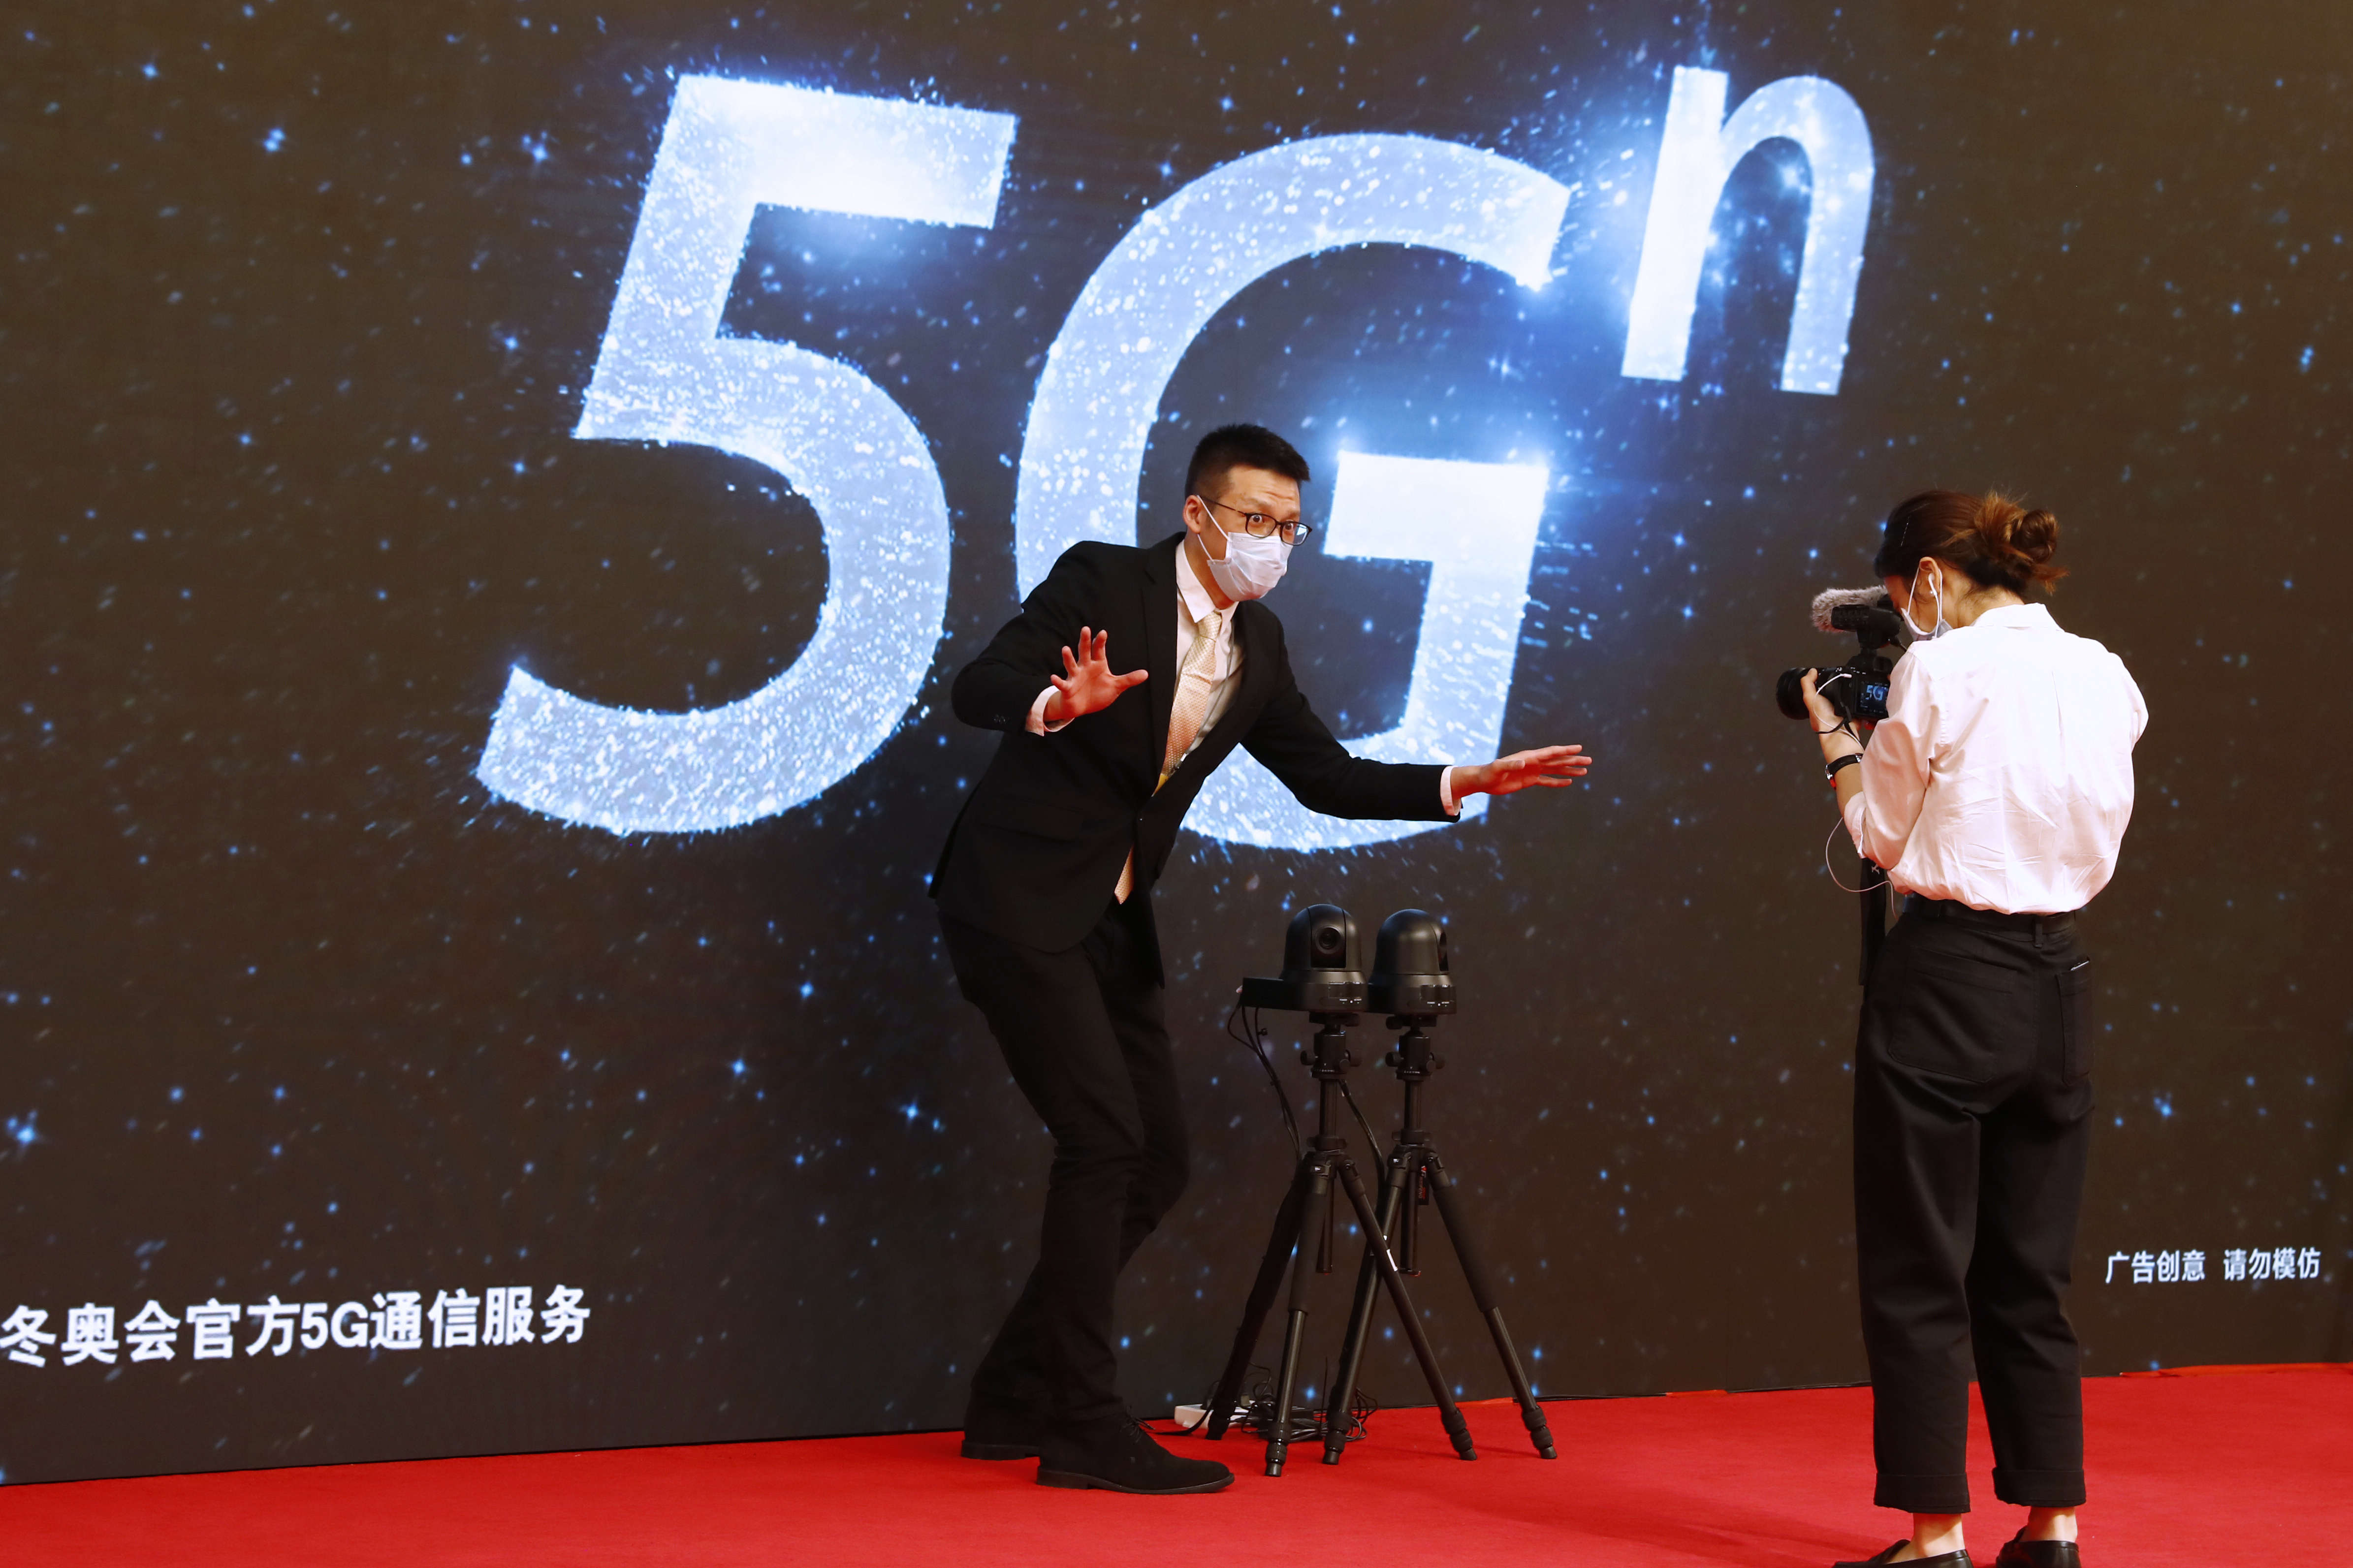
[932,424,1591,1494]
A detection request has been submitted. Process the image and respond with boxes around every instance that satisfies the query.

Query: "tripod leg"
[1426,1158,1557,1459]
[1206,1156,1316,1441]
[1320,1146,1408,1465]
[1263,1165,1325,1478]
[1332,1158,1476,1461]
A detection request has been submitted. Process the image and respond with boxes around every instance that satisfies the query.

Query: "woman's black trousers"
[1854,897,2097,1514]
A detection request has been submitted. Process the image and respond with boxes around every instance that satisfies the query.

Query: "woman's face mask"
[1901,560,1953,641]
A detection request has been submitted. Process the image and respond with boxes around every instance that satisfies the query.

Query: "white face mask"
[1197,499,1293,601]
[1901,561,1953,641]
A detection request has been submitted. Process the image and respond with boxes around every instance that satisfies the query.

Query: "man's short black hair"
[1184,423,1311,500]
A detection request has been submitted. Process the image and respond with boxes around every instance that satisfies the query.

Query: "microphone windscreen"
[1811,585,1889,632]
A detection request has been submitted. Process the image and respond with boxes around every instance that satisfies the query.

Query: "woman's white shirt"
[1844,603,2147,914]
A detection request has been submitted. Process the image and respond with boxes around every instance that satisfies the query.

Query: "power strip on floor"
[1169,1405,1249,1432]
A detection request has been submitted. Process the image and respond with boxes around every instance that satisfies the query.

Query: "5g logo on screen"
[475,68,1873,844]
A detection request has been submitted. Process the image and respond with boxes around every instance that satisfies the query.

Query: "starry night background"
[1,0,2348,1483]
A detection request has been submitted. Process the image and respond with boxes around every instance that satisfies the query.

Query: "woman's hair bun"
[1875,489,2067,596]
[1972,494,2067,593]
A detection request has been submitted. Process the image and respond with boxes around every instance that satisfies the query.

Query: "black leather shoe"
[1834,1546,1973,1568]
[1994,1530,2081,1568]
[1036,1416,1235,1494]
[959,1396,1048,1460]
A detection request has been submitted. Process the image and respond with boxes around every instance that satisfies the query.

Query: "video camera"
[1239,904,1367,1016]
[1776,587,1910,725]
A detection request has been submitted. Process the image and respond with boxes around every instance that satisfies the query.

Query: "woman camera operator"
[1798,492,2146,1568]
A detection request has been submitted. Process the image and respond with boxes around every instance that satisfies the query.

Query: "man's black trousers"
[1854,899,2097,1515]
[941,899,1186,1426]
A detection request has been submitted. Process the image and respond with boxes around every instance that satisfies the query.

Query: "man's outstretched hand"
[1455,745,1595,799]
[1043,627,1148,725]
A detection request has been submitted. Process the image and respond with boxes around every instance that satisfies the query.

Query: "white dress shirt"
[1150,537,1247,769]
[1844,602,2146,914]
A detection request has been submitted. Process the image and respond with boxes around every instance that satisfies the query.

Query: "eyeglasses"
[1197,495,1313,546]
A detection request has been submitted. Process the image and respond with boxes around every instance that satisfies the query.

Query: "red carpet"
[6,1366,2347,1566]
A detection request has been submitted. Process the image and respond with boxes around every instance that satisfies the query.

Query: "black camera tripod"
[1205,1013,1477,1476]
[1320,1015,1556,1466]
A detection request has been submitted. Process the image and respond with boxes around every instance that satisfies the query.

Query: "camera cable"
[1228,1000,1304,1160]
[1812,707,1886,892]
[1824,814,1889,894]
[1337,1077,1385,1164]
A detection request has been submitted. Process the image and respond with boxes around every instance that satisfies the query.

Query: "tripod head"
[1300,1013,1360,1082]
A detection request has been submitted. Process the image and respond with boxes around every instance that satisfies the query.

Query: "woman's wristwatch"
[1825,752,1863,782]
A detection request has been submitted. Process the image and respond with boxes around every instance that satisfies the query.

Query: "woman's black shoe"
[1834,1545,1973,1567]
[1035,1416,1235,1494]
[1993,1530,2082,1568]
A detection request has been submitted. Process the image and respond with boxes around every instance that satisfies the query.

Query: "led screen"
[1,0,2346,1482]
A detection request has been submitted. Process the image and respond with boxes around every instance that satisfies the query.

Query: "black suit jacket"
[931,534,1452,962]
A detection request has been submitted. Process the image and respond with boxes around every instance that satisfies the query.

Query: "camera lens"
[1312,923,1345,960]
[1776,668,1813,721]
